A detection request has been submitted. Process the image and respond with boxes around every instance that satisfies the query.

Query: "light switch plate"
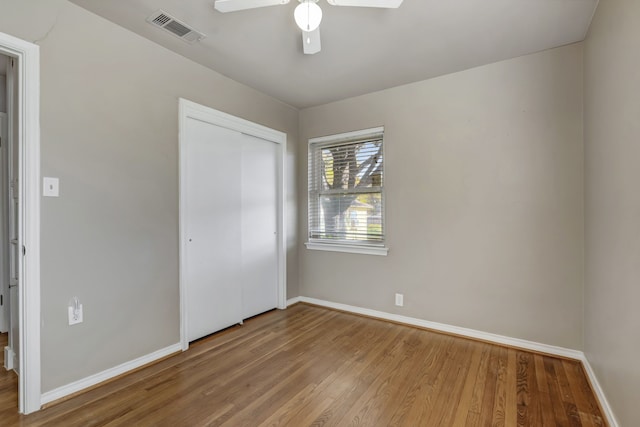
[43,177,59,197]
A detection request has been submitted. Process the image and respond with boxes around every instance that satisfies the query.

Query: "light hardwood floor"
[0,304,605,426]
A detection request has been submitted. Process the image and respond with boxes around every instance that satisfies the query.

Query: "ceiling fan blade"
[214,0,290,13]
[326,0,403,8]
[302,28,321,55]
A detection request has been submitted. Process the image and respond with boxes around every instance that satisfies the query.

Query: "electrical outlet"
[395,293,404,307]
[68,303,83,325]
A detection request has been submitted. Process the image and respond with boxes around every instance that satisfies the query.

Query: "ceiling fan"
[214,0,404,55]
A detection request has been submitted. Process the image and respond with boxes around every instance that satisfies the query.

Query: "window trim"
[305,242,389,256]
[306,126,388,256]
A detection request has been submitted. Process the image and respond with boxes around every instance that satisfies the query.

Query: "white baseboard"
[299,297,583,359]
[286,296,302,306]
[579,356,619,427]
[4,345,15,371]
[40,343,182,406]
[296,296,619,426]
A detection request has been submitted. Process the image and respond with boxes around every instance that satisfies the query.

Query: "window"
[306,127,388,256]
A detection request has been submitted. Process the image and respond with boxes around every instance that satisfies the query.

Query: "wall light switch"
[43,177,59,197]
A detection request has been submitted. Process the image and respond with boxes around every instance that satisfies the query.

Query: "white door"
[240,134,278,319]
[9,108,20,373]
[0,112,7,334]
[5,57,20,373]
[183,117,279,342]
[185,119,243,341]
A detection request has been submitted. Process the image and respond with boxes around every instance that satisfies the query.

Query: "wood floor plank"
[504,349,518,426]
[534,354,557,427]
[466,342,492,416]
[544,355,572,426]
[450,343,483,426]
[553,357,583,426]
[388,335,458,426]
[479,345,500,426]
[303,323,407,426]
[429,340,474,426]
[490,346,508,427]
[385,334,449,427]
[0,305,607,426]
[349,329,435,427]
[323,326,412,425]
[527,350,542,427]
[255,318,380,426]
[563,359,606,427]
[516,351,531,426]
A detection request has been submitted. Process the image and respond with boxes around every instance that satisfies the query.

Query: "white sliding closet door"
[241,135,278,319]
[183,114,279,343]
[185,119,243,342]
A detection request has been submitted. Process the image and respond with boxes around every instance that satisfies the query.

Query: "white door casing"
[179,98,286,350]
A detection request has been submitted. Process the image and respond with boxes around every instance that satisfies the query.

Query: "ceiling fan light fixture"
[294,0,322,32]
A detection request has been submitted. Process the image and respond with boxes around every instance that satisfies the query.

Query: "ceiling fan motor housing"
[295,0,323,32]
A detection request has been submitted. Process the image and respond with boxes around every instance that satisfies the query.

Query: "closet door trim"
[178,98,287,351]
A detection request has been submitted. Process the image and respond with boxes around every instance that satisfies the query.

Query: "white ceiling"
[69,0,598,108]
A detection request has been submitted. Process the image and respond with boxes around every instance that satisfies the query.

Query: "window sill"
[305,242,389,256]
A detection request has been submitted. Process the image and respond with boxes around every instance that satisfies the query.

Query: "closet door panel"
[185,118,242,342]
[240,134,278,319]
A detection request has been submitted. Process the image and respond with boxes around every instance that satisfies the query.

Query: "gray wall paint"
[584,0,640,425]
[0,0,298,392]
[299,44,584,349]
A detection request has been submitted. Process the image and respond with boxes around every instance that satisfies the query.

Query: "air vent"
[146,10,205,43]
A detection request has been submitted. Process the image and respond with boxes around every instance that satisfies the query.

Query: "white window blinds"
[308,128,385,246]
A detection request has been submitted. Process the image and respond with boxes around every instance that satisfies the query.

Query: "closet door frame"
[178,98,287,351]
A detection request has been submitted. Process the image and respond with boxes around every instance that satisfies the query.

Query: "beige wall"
[584,0,640,425]
[299,44,584,349]
[0,0,298,392]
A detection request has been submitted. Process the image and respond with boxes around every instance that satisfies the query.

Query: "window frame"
[305,126,389,256]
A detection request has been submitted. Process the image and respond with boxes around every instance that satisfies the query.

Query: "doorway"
[0,53,17,373]
[0,32,41,414]
[0,64,7,336]
[178,99,286,349]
